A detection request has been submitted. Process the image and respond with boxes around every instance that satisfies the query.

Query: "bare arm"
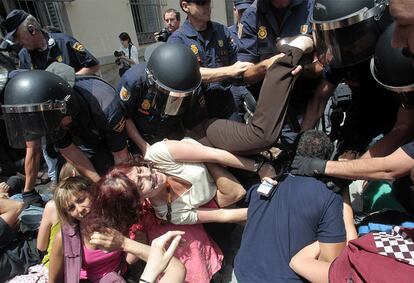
[361,106,414,158]
[243,53,285,84]
[90,229,186,283]
[200,61,252,83]
[196,208,247,223]
[325,147,414,180]
[289,242,330,283]
[24,140,42,192]
[49,232,64,283]
[37,201,58,251]
[126,118,150,155]
[75,64,100,75]
[318,242,345,262]
[59,143,100,182]
[301,79,336,131]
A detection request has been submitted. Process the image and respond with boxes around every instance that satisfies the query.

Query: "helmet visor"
[1,101,66,148]
[154,84,194,116]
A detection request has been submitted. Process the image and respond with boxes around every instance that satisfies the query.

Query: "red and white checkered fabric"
[374,226,414,266]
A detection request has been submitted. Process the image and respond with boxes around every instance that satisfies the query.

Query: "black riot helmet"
[312,0,392,68]
[1,70,76,148]
[370,23,414,107]
[146,42,201,116]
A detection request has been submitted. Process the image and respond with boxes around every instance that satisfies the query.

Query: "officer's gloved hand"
[290,155,327,177]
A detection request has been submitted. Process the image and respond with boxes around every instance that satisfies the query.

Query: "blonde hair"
[53,176,91,226]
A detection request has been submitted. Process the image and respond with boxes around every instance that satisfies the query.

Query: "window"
[129,0,167,45]
[15,0,68,33]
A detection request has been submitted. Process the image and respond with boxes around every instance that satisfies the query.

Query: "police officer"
[2,9,100,74]
[229,0,254,46]
[238,0,314,87]
[168,0,253,121]
[301,0,410,159]
[291,23,414,192]
[1,63,129,205]
[117,42,202,154]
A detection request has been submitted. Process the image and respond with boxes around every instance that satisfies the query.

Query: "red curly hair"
[84,169,141,236]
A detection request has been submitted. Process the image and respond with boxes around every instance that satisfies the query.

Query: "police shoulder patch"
[300,24,308,34]
[258,26,267,40]
[72,42,85,52]
[190,44,199,55]
[113,117,126,133]
[141,99,151,111]
[218,40,224,47]
[119,86,130,101]
[56,55,63,63]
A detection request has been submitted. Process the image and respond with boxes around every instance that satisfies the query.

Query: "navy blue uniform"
[117,64,205,146]
[168,20,239,120]
[238,0,313,63]
[323,61,400,155]
[55,76,127,174]
[19,32,99,71]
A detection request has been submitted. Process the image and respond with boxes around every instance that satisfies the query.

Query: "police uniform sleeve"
[166,30,183,44]
[65,36,99,69]
[118,83,142,119]
[224,25,238,64]
[237,8,260,63]
[105,101,128,153]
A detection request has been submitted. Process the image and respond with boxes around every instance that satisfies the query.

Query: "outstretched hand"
[140,231,185,282]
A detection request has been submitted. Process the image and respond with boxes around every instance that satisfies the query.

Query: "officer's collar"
[42,31,56,48]
[181,19,215,37]
[258,0,304,13]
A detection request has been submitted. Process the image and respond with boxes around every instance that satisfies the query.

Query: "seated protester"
[0,198,40,282]
[104,137,276,225]
[50,176,184,283]
[7,164,78,282]
[88,173,222,283]
[290,226,414,283]
[234,130,346,282]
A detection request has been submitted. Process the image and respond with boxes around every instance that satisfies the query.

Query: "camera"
[114,50,125,66]
[155,27,170,42]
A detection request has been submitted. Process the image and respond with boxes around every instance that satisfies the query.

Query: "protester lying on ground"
[97,137,276,225]
[0,198,40,282]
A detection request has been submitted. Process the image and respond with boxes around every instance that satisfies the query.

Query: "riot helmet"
[146,42,201,116]
[370,23,414,107]
[1,70,75,148]
[312,0,392,68]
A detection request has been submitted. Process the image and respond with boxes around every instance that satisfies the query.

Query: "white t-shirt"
[145,139,217,224]
[119,44,139,64]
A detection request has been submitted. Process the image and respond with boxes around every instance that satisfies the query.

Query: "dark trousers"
[197,46,303,155]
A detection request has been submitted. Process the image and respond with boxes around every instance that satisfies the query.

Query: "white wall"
[63,0,138,59]
[165,0,229,26]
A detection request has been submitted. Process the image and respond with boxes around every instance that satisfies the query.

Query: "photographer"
[116,32,139,77]
[155,8,180,42]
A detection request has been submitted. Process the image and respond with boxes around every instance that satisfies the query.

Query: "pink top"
[139,199,223,283]
[80,242,124,282]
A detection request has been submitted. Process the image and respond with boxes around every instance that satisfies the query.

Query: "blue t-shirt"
[234,174,345,283]
[402,141,414,159]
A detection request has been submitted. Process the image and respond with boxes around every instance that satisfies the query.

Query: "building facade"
[0,0,236,85]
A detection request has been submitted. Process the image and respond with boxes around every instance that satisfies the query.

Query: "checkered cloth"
[374,226,414,266]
